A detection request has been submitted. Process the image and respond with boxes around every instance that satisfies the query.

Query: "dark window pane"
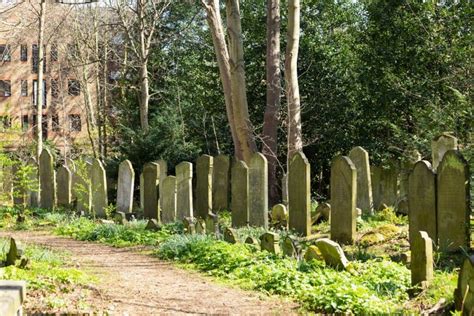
[22,115,29,131]
[21,80,28,96]
[0,45,11,62]
[69,114,81,131]
[52,115,60,132]
[20,44,27,62]
[0,80,11,97]
[51,43,58,62]
[68,80,80,96]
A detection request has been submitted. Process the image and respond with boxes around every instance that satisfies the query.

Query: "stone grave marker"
[371,166,382,210]
[454,256,474,313]
[117,160,135,213]
[183,217,197,235]
[398,149,421,214]
[288,152,311,236]
[91,159,108,218]
[56,165,72,207]
[432,133,458,170]
[74,160,92,215]
[212,155,230,211]
[260,232,280,254]
[315,202,330,222]
[224,227,238,244]
[330,156,357,244]
[161,176,177,224]
[249,153,268,228]
[348,146,373,215]
[411,230,433,287]
[408,160,437,243]
[245,236,259,246]
[195,218,206,234]
[39,149,55,209]
[156,159,168,216]
[271,204,287,228]
[176,162,193,220]
[205,213,219,235]
[380,161,399,208]
[196,155,213,219]
[143,162,159,220]
[145,219,160,231]
[231,160,249,228]
[315,238,349,269]
[282,236,297,257]
[304,245,323,262]
[437,150,470,252]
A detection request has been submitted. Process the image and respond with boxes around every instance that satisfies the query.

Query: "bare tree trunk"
[285,0,302,160]
[138,0,149,132]
[225,0,256,162]
[262,0,281,205]
[36,0,46,161]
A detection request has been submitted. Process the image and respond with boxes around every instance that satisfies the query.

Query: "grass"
[0,206,462,314]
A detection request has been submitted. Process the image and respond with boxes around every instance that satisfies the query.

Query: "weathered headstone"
[437,150,470,252]
[161,176,177,224]
[315,202,330,222]
[145,219,161,231]
[231,160,249,228]
[398,150,421,214]
[271,204,288,228]
[348,146,373,215]
[304,245,323,262]
[91,159,108,218]
[330,156,357,244]
[454,256,474,314]
[371,166,382,210]
[139,172,144,210]
[143,162,159,220]
[74,160,92,214]
[195,218,206,234]
[176,162,193,220]
[432,133,458,170]
[183,217,197,234]
[224,227,238,244]
[245,236,259,246]
[315,238,349,269]
[249,153,268,228]
[408,160,437,243]
[56,165,72,207]
[156,159,168,217]
[117,160,135,213]
[282,236,298,257]
[260,232,280,254]
[196,155,213,219]
[39,149,55,209]
[411,231,433,287]
[380,161,399,208]
[282,174,288,206]
[212,155,230,211]
[288,152,311,236]
[112,211,127,225]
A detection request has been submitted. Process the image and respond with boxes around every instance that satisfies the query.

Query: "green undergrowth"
[0,238,95,291]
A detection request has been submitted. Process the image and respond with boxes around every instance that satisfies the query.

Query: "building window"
[68,80,80,96]
[0,80,11,97]
[69,114,81,131]
[33,80,47,108]
[0,45,11,62]
[0,116,11,130]
[50,43,58,62]
[32,44,46,73]
[52,115,60,132]
[42,115,48,139]
[20,44,27,61]
[21,80,28,96]
[22,115,29,131]
[51,79,59,99]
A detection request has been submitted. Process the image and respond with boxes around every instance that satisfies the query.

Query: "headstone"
[304,245,323,262]
[140,172,144,210]
[156,159,168,217]
[56,165,72,207]
[231,160,249,228]
[437,150,470,252]
[195,218,206,234]
[205,213,219,235]
[6,238,19,266]
[380,161,399,208]
[411,231,434,287]
[408,160,437,243]
[212,155,230,211]
[315,238,349,269]
[245,236,259,246]
[249,153,268,228]
[91,159,108,218]
[145,219,161,231]
[315,202,330,222]
[176,162,193,219]
[143,162,159,220]
[282,174,288,206]
[282,236,297,257]
[26,158,39,207]
[183,217,196,234]
[271,204,287,228]
[260,232,280,254]
[398,150,421,214]
[454,256,474,313]
[39,149,55,209]
[74,160,92,214]
[288,152,311,236]
[348,146,373,215]
[432,133,458,170]
[371,166,382,210]
[330,156,357,244]
[161,176,177,224]
[224,227,238,244]
[117,160,135,213]
[196,155,213,219]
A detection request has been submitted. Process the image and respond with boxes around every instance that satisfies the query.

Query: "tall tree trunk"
[262,0,281,205]
[285,0,302,160]
[225,0,257,162]
[138,0,150,132]
[36,0,46,161]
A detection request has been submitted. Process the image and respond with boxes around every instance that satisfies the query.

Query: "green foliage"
[156,234,412,313]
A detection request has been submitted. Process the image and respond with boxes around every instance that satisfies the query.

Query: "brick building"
[0,1,96,155]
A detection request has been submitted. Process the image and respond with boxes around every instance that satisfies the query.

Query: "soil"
[0,230,300,315]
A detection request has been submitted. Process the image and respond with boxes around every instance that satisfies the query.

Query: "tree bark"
[262,0,281,205]
[138,0,150,132]
[36,0,46,161]
[285,0,302,160]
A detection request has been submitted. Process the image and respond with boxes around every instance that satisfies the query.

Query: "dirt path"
[0,230,299,315]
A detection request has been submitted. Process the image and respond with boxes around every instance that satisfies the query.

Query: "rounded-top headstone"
[117,160,135,213]
[288,152,311,237]
[249,153,268,229]
[348,146,373,215]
